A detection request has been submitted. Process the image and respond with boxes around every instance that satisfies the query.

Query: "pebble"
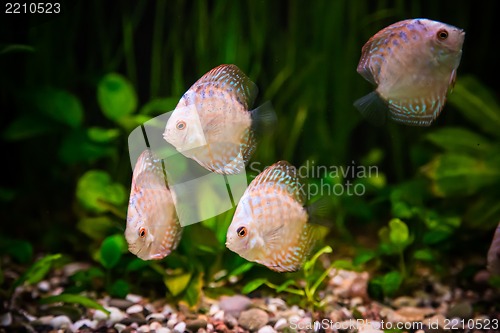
[174,321,186,333]
[213,310,225,321]
[186,318,208,330]
[50,315,72,329]
[72,319,97,330]
[219,295,252,317]
[258,325,277,333]
[114,323,127,333]
[139,324,151,332]
[150,321,163,331]
[167,317,178,329]
[94,309,110,321]
[108,307,126,324]
[239,309,269,331]
[224,314,238,328]
[162,304,175,316]
[157,328,171,333]
[110,298,135,310]
[209,304,221,316]
[146,313,166,322]
[37,280,51,292]
[447,301,473,319]
[126,294,143,303]
[274,318,288,330]
[126,304,144,314]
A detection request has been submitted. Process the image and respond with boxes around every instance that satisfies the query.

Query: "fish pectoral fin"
[263,224,284,250]
[353,91,388,126]
[250,101,277,137]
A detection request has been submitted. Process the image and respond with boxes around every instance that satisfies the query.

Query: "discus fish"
[225,161,320,272]
[125,149,182,260]
[354,18,465,126]
[487,222,500,275]
[163,64,275,175]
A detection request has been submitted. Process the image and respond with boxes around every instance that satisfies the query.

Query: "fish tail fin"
[353,91,388,126]
[250,101,277,136]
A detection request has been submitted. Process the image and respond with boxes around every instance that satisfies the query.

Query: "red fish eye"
[139,227,147,238]
[437,29,448,40]
[176,121,186,130]
[237,226,247,238]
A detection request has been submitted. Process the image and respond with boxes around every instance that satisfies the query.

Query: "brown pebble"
[186,318,208,330]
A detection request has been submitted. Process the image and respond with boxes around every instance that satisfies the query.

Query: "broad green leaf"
[59,130,115,164]
[35,89,84,128]
[87,127,120,143]
[382,271,402,297]
[98,73,137,121]
[3,114,58,141]
[140,97,179,115]
[353,249,377,266]
[126,258,151,272]
[426,127,492,155]
[241,278,268,294]
[184,271,204,307]
[389,219,409,247]
[423,230,452,245]
[108,279,130,298]
[414,249,435,261]
[40,294,109,314]
[449,76,500,139]
[0,237,33,264]
[77,216,116,240]
[13,254,62,290]
[228,262,254,277]
[99,234,127,269]
[423,153,500,197]
[164,272,192,297]
[76,170,126,213]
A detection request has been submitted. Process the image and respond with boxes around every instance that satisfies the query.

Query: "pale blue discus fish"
[354,18,465,126]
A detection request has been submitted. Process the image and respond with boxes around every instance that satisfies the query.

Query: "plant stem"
[264,282,304,296]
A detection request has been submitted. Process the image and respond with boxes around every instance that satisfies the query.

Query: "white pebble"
[114,323,127,333]
[38,315,54,325]
[37,281,50,292]
[209,304,220,316]
[162,304,174,316]
[139,324,151,332]
[207,324,214,331]
[93,309,109,321]
[174,321,186,333]
[150,321,163,330]
[127,304,144,314]
[167,318,177,328]
[108,307,126,324]
[288,315,300,326]
[213,310,225,321]
[146,313,166,322]
[50,315,72,329]
[258,325,277,333]
[126,293,143,303]
[73,319,97,331]
[274,318,288,330]
[267,304,278,313]
[157,328,171,333]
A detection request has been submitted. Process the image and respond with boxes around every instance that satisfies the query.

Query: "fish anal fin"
[387,95,446,127]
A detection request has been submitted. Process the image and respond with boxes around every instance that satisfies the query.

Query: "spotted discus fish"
[226,161,320,272]
[163,64,275,175]
[354,18,465,126]
[125,149,182,260]
[487,222,500,275]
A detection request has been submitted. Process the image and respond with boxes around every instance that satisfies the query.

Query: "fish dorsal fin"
[133,149,168,189]
[357,20,411,85]
[193,64,258,109]
[249,161,305,204]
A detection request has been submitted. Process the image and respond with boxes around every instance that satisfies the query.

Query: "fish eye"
[139,227,147,238]
[176,121,186,130]
[237,226,247,238]
[437,29,448,40]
